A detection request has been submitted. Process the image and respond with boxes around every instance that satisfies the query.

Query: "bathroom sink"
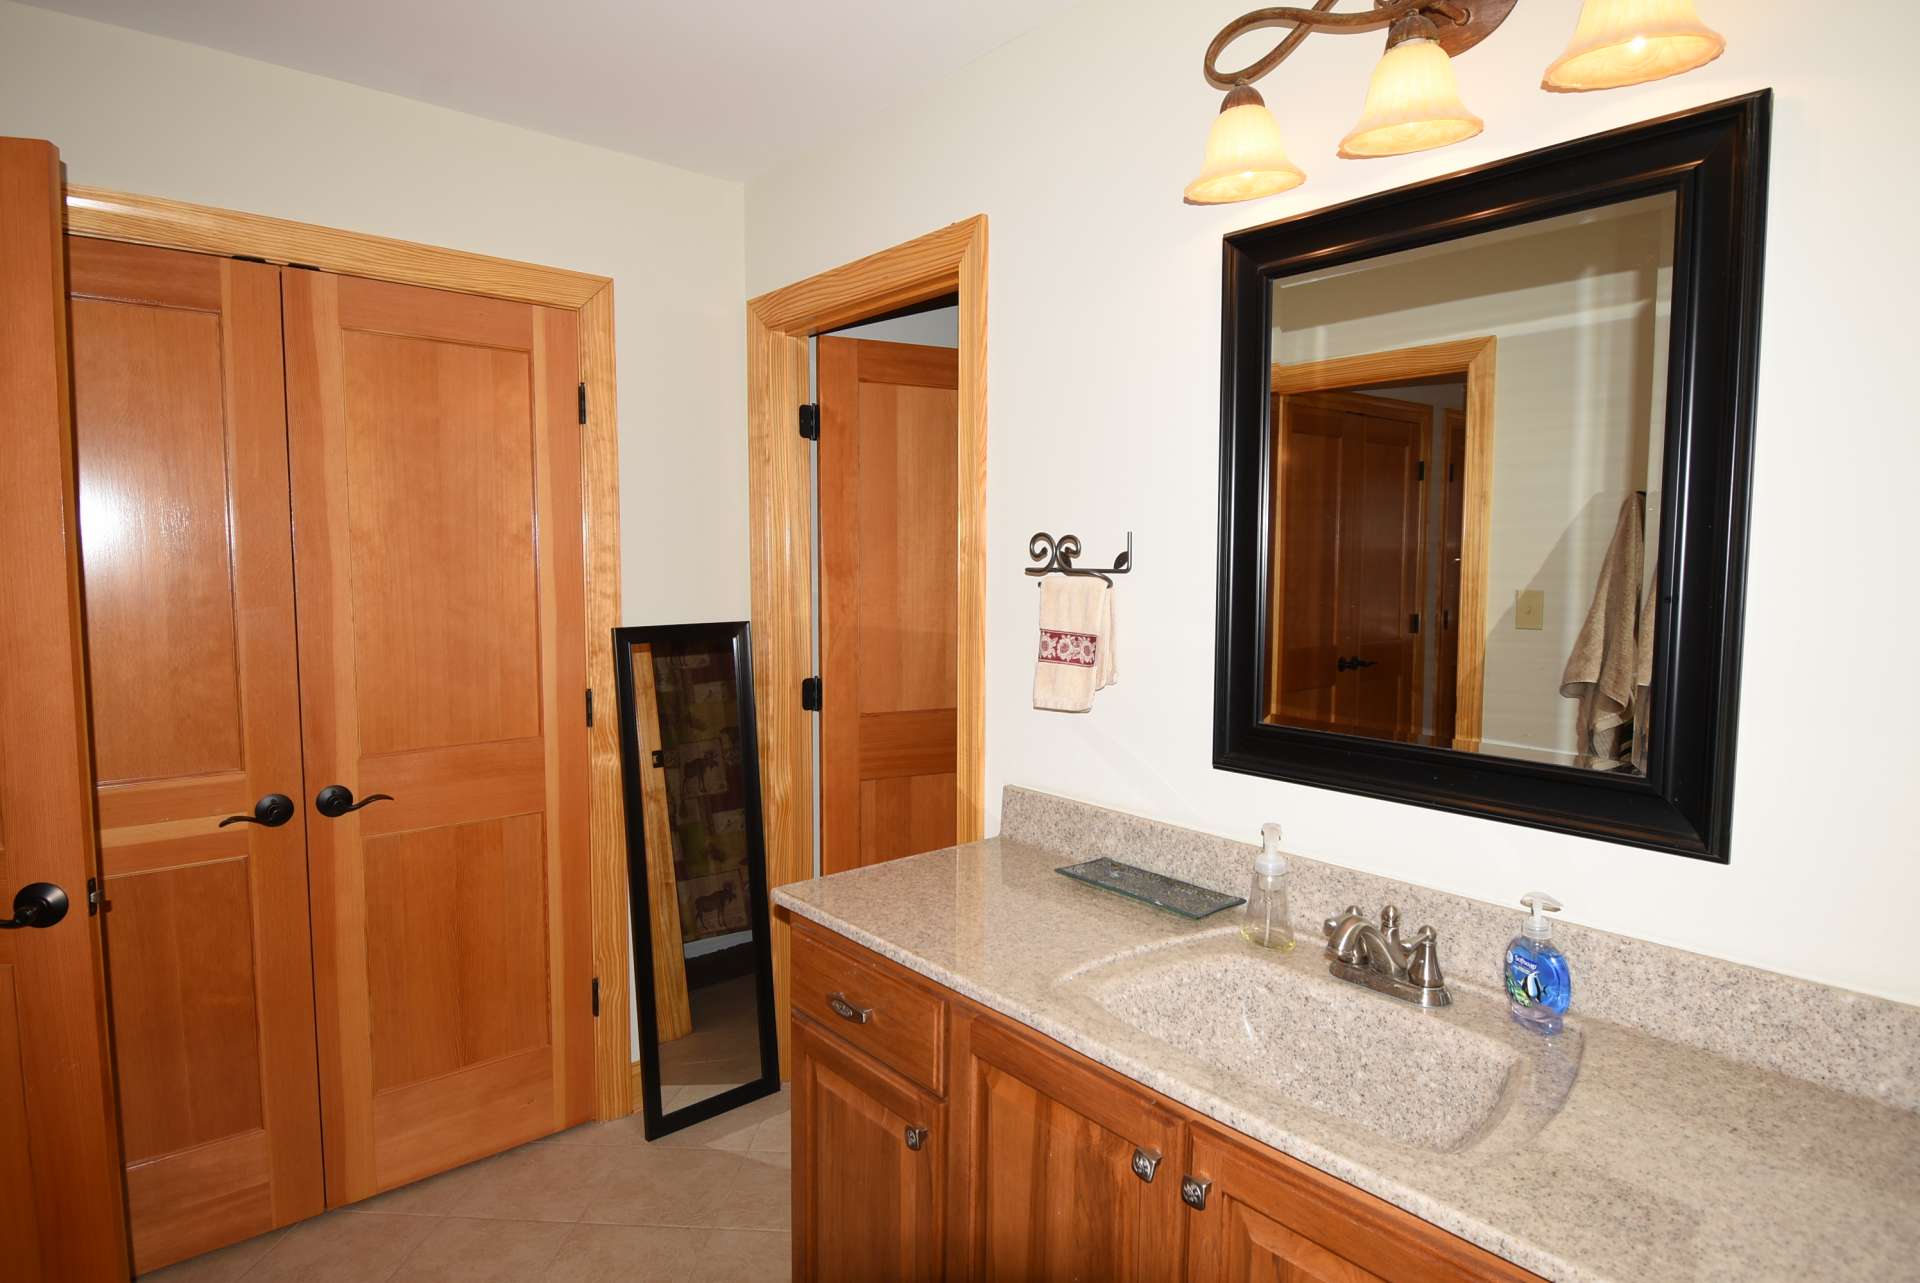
[1062,937,1562,1153]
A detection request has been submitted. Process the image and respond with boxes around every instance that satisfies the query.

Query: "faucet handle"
[1407,927,1445,990]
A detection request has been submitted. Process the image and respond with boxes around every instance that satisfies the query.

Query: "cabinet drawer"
[791,922,945,1095]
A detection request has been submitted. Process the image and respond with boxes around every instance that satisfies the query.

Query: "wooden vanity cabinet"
[786,917,1542,1283]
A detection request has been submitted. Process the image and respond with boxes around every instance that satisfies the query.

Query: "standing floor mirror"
[613,621,780,1137]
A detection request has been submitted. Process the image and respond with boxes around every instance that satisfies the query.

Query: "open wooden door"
[0,136,133,1282]
[283,269,594,1202]
[818,337,960,875]
[628,642,693,1043]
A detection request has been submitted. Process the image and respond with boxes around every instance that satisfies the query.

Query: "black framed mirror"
[613,621,780,1137]
[1214,92,1769,862]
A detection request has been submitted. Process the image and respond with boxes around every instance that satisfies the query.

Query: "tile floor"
[660,974,767,1109]
[141,1087,792,1283]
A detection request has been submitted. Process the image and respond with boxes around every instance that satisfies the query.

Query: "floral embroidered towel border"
[1034,575,1117,712]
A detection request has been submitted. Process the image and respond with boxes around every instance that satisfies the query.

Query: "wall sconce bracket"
[1205,0,1517,90]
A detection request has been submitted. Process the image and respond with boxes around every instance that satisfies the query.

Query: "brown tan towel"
[1560,492,1645,770]
[1034,576,1117,712]
[1630,567,1658,774]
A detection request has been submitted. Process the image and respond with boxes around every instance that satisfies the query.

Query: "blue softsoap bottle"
[1505,892,1571,1035]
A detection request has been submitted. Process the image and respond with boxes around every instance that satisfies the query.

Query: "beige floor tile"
[444,1142,619,1223]
[748,1115,791,1153]
[706,1153,791,1231]
[580,1147,743,1228]
[342,1165,473,1217]
[539,1114,652,1148]
[650,1087,789,1151]
[686,1229,792,1282]
[541,1223,708,1283]
[388,1216,571,1282]
[137,1228,288,1282]
[248,1211,436,1283]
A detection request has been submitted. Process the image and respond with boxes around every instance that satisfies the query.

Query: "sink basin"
[1062,936,1566,1153]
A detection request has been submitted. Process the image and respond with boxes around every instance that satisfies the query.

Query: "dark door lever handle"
[314,785,395,819]
[219,793,296,828]
[0,882,69,931]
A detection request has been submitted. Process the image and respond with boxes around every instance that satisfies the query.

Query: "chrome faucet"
[1321,905,1451,1008]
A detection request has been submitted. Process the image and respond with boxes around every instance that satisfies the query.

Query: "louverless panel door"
[0,135,132,1283]
[282,269,593,1201]
[67,237,326,1272]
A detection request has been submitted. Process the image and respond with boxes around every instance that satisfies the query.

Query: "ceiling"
[24,0,1077,180]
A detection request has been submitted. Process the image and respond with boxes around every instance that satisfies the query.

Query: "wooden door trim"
[747,216,988,1077]
[62,186,635,1122]
[1271,336,1495,751]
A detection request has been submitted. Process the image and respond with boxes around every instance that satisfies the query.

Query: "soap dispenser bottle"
[1241,823,1295,952]
[1505,892,1571,1034]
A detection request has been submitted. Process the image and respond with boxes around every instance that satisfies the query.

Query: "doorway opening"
[1269,336,1495,752]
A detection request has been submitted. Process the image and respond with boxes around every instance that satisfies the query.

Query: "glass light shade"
[1543,0,1726,92]
[1338,38,1484,160]
[1184,91,1306,205]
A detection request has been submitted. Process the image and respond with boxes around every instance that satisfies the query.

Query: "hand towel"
[1034,576,1117,712]
[1560,492,1645,770]
[1629,565,1658,774]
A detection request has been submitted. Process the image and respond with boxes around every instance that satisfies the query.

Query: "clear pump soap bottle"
[1505,892,1572,1034]
[1241,823,1295,951]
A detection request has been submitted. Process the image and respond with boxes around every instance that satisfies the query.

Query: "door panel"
[1272,391,1426,743]
[0,135,131,1282]
[284,268,592,1202]
[820,337,959,875]
[793,1016,942,1283]
[963,1016,1184,1282]
[68,234,324,1271]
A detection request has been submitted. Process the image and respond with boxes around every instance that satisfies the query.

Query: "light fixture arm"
[1204,0,1499,90]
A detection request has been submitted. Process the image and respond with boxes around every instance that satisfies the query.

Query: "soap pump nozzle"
[1519,891,1562,941]
[1256,822,1286,876]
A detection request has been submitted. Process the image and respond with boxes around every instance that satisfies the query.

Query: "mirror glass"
[615,621,778,1137]
[1266,192,1675,773]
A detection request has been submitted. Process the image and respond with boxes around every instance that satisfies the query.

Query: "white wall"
[746,0,1920,1004]
[830,304,960,347]
[0,0,749,626]
[0,0,749,1065]
[1273,202,1670,760]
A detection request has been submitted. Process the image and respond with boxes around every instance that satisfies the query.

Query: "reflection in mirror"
[1267,193,1675,773]
[615,621,778,1138]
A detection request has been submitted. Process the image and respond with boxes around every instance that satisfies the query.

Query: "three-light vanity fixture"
[1185,0,1726,205]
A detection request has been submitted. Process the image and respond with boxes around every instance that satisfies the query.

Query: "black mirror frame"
[613,620,782,1138]
[1214,91,1770,863]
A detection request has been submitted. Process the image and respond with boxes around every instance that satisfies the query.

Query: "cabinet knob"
[1130,1147,1162,1183]
[904,1125,929,1152]
[1181,1174,1212,1211]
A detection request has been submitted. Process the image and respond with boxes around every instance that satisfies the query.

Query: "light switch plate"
[1515,590,1545,630]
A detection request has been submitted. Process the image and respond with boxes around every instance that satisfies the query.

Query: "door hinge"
[591,976,601,1017]
[1410,612,1421,635]
[798,403,820,440]
[801,676,822,711]
[1416,460,1426,481]
[585,688,594,727]
[578,382,588,425]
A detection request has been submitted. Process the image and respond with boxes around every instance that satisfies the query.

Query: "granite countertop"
[774,836,1920,1283]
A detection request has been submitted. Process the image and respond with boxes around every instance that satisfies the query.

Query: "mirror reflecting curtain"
[614,621,778,1137]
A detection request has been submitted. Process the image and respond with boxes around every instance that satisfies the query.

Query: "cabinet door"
[959,1013,1184,1282]
[1186,1122,1538,1283]
[793,1015,943,1283]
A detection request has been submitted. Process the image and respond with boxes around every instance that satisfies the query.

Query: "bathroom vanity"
[775,789,1920,1283]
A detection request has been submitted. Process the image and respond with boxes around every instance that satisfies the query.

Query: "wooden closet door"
[818,337,959,875]
[0,135,132,1283]
[67,237,325,1270]
[282,269,592,1201]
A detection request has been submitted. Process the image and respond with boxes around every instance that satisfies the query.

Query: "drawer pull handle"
[904,1125,929,1152]
[827,992,872,1024]
[1130,1147,1162,1183]
[1181,1174,1212,1211]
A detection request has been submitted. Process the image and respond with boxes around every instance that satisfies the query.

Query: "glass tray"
[1055,857,1246,921]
